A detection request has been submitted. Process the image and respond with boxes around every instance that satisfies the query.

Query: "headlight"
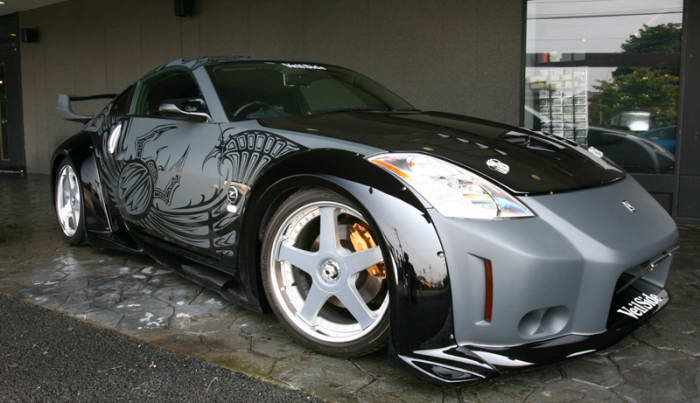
[368,153,534,219]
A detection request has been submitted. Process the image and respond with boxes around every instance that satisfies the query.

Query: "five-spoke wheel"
[55,159,85,245]
[262,189,390,357]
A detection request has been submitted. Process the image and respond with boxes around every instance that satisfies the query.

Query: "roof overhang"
[0,0,66,16]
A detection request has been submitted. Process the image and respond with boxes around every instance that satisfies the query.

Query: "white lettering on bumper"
[616,293,662,319]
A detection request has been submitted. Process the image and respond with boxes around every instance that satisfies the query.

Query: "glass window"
[524,0,683,174]
[111,85,135,117]
[135,69,204,117]
[206,62,415,121]
[299,78,381,111]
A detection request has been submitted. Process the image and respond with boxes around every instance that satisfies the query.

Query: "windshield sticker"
[281,63,327,70]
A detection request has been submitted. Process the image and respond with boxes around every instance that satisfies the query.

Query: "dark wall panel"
[677,176,700,219]
[650,193,673,214]
[676,0,700,219]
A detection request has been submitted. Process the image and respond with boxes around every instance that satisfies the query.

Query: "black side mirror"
[158,98,211,122]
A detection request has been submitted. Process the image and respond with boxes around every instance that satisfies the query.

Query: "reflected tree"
[593,67,679,128]
[590,23,682,128]
[622,24,682,55]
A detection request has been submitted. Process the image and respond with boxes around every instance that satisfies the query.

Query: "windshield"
[206,62,415,121]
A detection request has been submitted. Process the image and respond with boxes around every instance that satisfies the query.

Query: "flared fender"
[51,131,112,235]
[236,149,454,355]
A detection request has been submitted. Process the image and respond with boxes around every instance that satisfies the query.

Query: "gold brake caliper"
[349,223,386,279]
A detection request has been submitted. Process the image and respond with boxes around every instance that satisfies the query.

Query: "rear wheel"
[54,159,86,245]
[261,189,390,358]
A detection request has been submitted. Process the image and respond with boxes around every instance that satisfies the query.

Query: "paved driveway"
[0,294,319,402]
[1,174,699,402]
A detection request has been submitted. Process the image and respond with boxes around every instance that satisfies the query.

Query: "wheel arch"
[50,131,112,235]
[51,132,91,202]
[236,149,454,354]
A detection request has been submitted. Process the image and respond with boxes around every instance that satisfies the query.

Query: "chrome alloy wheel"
[55,164,82,237]
[269,201,389,343]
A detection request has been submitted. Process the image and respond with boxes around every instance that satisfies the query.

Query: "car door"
[111,68,228,258]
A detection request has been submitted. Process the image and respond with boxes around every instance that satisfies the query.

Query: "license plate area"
[608,283,666,325]
[614,290,662,320]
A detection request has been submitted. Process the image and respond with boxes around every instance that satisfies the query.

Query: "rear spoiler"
[56,93,116,123]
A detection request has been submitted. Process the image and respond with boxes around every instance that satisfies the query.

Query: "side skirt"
[128,228,263,312]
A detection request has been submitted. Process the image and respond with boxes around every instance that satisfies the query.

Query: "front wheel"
[261,188,390,358]
[54,159,86,245]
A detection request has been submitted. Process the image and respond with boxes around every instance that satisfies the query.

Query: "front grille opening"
[614,266,648,295]
[615,249,674,295]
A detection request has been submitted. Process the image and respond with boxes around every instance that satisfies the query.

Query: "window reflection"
[524,0,683,174]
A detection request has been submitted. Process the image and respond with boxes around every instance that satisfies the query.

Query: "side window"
[135,69,204,117]
[111,85,135,116]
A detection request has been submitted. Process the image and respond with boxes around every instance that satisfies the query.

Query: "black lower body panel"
[396,279,669,384]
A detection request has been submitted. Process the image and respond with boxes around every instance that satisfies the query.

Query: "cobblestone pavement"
[1,174,699,403]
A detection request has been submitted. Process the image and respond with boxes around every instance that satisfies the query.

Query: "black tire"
[261,188,390,358]
[54,158,86,246]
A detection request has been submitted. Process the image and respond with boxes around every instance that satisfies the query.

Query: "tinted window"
[206,62,414,121]
[299,78,386,111]
[136,69,203,117]
[111,85,135,116]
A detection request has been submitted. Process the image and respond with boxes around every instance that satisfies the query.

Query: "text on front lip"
[616,293,662,319]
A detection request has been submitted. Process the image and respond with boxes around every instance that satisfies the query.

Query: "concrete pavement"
[0,294,318,402]
[1,174,699,402]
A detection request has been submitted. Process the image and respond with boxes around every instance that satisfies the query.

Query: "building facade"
[0,0,697,222]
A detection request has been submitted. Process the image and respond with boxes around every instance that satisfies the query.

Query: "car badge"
[486,158,510,174]
[588,146,604,158]
[621,200,636,213]
[224,181,251,215]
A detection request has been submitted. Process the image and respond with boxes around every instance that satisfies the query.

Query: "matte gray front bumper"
[431,175,677,354]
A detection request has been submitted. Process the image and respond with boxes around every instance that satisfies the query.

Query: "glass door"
[0,13,24,172]
[0,62,8,161]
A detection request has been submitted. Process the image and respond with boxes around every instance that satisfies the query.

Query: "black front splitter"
[394,284,669,385]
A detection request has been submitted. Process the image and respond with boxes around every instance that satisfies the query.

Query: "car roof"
[153,56,331,72]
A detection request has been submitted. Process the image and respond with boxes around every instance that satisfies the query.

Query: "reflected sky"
[526,0,683,94]
[527,0,682,53]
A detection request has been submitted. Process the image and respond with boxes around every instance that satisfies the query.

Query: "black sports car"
[52,57,678,384]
